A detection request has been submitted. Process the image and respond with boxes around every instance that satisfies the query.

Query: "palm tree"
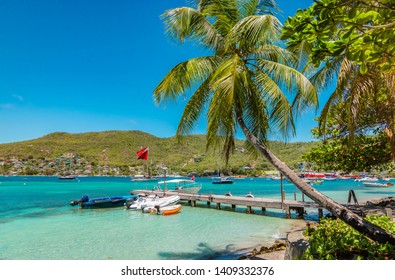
[154,0,395,245]
[311,56,395,162]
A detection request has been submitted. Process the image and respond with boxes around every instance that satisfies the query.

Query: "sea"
[0,175,394,260]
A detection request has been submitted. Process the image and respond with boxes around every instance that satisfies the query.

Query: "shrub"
[302,215,395,260]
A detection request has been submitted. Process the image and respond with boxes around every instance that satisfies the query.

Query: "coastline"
[235,219,307,260]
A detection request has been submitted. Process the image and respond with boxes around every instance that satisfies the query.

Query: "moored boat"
[153,178,202,194]
[126,194,180,211]
[355,177,379,182]
[362,182,394,188]
[70,194,137,208]
[59,175,77,180]
[212,177,234,184]
[158,204,182,215]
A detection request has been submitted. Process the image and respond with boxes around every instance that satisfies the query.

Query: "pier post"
[247,206,252,214]
[284,206,291,219]
[261,207,266,214]
[296,207,304,218]
[318,208,323,219]
[207,201,211,206]
[191,200,196,207]
[216,203,221,210]
[231,204,236,209]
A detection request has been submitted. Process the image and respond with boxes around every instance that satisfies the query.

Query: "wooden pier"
[130,189,322,219]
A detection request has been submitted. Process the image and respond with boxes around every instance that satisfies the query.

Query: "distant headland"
[0,130,318,177]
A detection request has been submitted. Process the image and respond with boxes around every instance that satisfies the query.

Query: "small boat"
[153,178,202,194]
[59,175,77,180]
[158,204,182,215]
[355,177,379,182]
[212,177,234,184]
[69,194,137,209]
[126,194,180,211]
[224,192,232,196]
[271,176,281,180]
[311,179,324,185]
[322,177,337,181]
[362,182,394,188]
[131,175,157,182]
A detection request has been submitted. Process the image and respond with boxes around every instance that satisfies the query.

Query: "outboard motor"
[69,200,79,206]
[69,195,89,206]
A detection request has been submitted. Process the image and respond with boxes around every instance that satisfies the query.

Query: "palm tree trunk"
[237,117,395,246]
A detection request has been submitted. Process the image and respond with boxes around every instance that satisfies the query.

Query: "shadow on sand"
[158,242,251,260]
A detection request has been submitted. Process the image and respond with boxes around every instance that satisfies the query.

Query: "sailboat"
[211,163,234,184]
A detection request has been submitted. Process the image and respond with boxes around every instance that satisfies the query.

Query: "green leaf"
[359,63,368,74]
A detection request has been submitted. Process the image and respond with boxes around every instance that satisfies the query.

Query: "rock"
[251,248,258,256]
[284,229,310,260]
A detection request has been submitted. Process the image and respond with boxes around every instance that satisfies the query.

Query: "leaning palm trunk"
[238,117,395,246]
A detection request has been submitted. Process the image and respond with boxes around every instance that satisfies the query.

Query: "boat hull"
[212,180,233,184]
[362,182,393,188]
[70,195,137,209]
[159,204,182,215]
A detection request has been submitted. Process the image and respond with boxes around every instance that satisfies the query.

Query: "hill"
[0,130,318,175]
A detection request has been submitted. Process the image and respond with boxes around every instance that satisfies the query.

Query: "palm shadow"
[157,242,250,260]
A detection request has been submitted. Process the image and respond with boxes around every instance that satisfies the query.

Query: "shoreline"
[218,218,308,260]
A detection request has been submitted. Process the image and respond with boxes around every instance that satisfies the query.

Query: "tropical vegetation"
[282,0,395,170]
[154,0,395,245]
[302,215,395,260]
[281,0,395,72]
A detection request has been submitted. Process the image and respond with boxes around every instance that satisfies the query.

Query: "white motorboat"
[126,194,180,210]
[362,182,394,188]
[153,178,202,194]
[355,177,379,182]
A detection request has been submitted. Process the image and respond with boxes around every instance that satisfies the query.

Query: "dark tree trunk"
[238,117,395,246]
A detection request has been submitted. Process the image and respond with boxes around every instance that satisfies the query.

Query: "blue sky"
[0,0,320,144]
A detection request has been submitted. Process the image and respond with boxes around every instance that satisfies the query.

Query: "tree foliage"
[154,0,317,162]
[281,0,395,72]
[303,133,392,172]
[303,215,395,260]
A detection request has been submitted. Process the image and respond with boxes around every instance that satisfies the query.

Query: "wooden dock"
[130,189,322,218]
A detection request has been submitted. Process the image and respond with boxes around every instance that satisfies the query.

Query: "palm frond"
[257,60,318,116]
[176,78,212,138]
[161,7,223,51]
[309,57,345,93]
[250,44,295,66]
[154,56,220,104]
[206,54,251,161]
[238,0,259,17]
[242,79,269,142]
[285,39,314,73]
[252,68,294,138]
[226,14,282,51]
[198,0,239,37]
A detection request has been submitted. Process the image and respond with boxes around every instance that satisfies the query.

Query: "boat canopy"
[158,179,193,184]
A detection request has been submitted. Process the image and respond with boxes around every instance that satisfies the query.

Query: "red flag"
[136,147,149,160]
[191,176,195,181]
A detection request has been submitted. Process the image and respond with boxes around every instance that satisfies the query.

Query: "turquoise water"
[0,176,394,260]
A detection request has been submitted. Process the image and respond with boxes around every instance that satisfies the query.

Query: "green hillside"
[0,130,318,175]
